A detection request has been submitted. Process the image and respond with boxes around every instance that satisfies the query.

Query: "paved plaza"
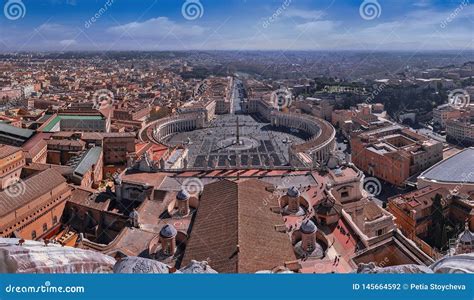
[165,114,311,168]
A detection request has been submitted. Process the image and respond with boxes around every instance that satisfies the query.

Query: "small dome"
[300,220,317,234]
[287,186,300,198]
[159,224,177,238]
[176,189,190,201]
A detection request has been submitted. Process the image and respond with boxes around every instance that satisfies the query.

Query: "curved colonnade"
[141,110,336,169]
[270,112,336,167]
[140,113,204,146]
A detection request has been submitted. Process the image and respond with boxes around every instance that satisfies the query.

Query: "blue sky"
[0,0,472,51]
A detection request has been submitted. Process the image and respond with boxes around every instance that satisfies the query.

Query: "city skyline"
[0,0,474,291]
[0,0,472,52]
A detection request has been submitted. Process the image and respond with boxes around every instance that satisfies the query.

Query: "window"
[31,230,37,239]
[42,223,48,233]
[341,191,349,198]
[53,216,58,224]
[377,229,384,236]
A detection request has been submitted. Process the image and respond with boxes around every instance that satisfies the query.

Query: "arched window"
[31,230,37,239]
[42,223,48,232]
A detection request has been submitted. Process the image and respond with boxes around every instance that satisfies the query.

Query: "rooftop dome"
[176,189,190,201]
[287,186,300,198]
[300,220,317,234]
[160,224,177,238]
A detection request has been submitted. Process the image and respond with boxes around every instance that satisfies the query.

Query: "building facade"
[0,169,72,240]
[0,145,25,189]
[351,126,443,186]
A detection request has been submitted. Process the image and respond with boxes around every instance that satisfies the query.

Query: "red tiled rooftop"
[0,144,22,159]
[121,171,169,188]
[148,144,169,161]
[181,179,296,273]
[21,132,52,151]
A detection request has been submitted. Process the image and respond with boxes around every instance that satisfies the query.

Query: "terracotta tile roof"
[148,144,169,161]
[363,200,384,221]
[68,187,112,211]
[134,142,151,156]
[121,171,168,188]
[21,132,52,151]
[0,168,67,217]
[24,163,73,177]
[182,179,296,273]
[46,139,85,148]
[80,132,104,141]
[51,131,75,138]
[101,132,136,138]
[0,144,21,159]
[389,186,450,212]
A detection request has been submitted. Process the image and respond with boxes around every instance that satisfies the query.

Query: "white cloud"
[36,23,74,35]
[59,39,77,47]
[413,0,431,8]
[284,8,326,20]
[295,20,337,32]
[107,17,206,39]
